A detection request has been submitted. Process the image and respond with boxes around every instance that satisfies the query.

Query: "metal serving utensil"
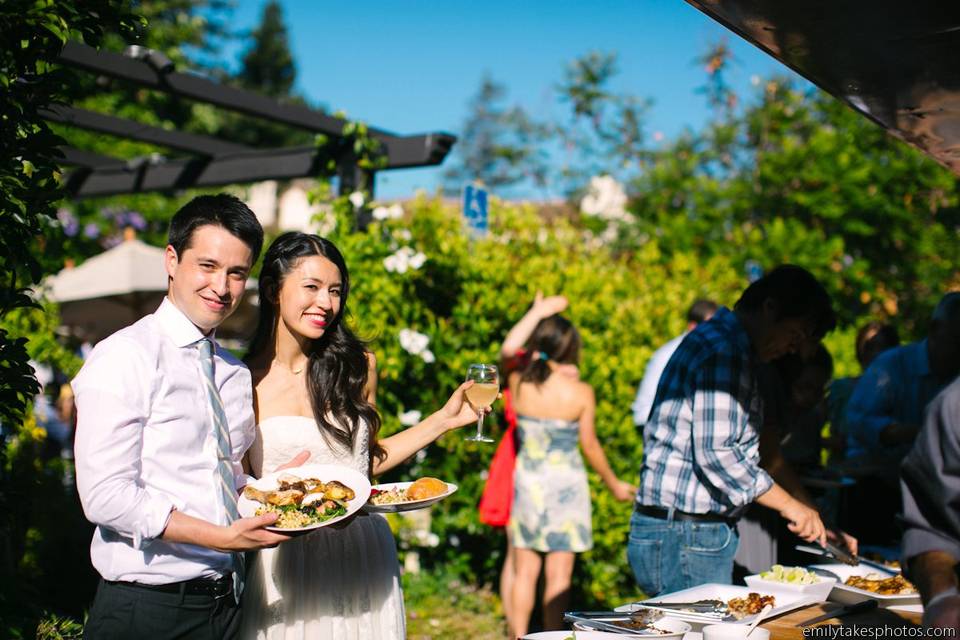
[795,544,899,575]
[563,609,666,635]
[640,598,729,614]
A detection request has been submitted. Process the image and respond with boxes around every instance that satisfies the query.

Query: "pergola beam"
[57,42,454,162]
[43,105,250,156]
[57,147,125,168]
[50,42,457,201]
[64,145,339,197]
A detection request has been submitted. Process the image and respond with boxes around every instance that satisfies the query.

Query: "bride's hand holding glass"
[464,364,499,442]
[434,379,493,432]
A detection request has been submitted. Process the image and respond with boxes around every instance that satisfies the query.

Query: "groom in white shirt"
[74,194,297,639]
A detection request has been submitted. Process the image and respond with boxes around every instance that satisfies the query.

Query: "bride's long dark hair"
[247,232,385,464]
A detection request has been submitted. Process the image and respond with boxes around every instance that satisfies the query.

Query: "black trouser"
[83,579,241,640]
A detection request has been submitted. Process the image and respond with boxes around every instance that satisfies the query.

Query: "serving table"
[758,603,922,639]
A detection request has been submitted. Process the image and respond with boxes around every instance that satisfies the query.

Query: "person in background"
[73,195,294,640]
[57,383,77,431]
[30,361,72,461]
[778,345,833,473]
[632,299,718,428]
[846,294,960,468]
[506,305,635,638]
[844,293,960,545]
[629,265,835,597]
[489,292,573,638]
[826,322,899,463]
[900,376,960,629]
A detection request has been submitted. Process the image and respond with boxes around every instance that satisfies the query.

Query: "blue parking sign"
[463,184,488,237]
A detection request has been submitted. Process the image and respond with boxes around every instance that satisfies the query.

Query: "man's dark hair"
[167,194,264,262]
[687,299,719,325]
[855,321,899,366]
[932,292,960,327]
[734,264,836,339]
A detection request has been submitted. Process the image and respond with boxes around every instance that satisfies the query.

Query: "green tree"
[1,3,138,635]
[239,0,295,98]
[625,46,960,333]
[442,75,551,196]
[554,51,652,194]
[217,0,313,149]
[0,0,138,426]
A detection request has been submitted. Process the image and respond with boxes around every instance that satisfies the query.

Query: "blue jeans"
[627,509,739,597]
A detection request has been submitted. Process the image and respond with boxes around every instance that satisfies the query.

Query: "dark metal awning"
[686,0,960,175]
[51,42,456,198]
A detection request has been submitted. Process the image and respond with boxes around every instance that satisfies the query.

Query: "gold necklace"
[274,359,307,375]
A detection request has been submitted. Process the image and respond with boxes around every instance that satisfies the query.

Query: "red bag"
[478,389,517,527]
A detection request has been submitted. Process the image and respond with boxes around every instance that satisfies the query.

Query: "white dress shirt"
[73,297,255,584]
[632,333,686,426]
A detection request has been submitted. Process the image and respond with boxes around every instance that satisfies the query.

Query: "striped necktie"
[197,338,245,602]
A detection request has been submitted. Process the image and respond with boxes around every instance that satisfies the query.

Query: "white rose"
[383,253,405,273]
[348,191,365,209]
[580,175,628,220]
[398,328,430,355]
[399,410,422,426]
[409,251,426,270]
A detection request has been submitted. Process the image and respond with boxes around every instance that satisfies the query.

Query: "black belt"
[637,504,736,526]
[108,575,233,599]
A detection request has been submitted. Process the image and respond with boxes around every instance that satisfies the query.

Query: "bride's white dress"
[241,416,405,640]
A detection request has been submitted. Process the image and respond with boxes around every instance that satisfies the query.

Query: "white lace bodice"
[248,415,370,479]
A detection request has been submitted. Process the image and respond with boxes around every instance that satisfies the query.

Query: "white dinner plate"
[238,463,371,533]
[523,629,692,640]
[809,563,921,607]
[614,584,818,630]
[362,480,458,513]
[571,616,692,638]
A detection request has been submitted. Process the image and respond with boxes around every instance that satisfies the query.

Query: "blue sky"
[225,1,803,199]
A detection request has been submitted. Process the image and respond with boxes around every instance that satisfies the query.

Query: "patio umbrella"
[45,233,259,344]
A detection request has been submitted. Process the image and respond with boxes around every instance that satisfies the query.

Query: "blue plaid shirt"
[637,307,773,517]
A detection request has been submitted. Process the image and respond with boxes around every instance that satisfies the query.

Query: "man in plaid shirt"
[627,265,836,596]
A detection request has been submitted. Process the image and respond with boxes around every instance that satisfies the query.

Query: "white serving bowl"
[744,572,836,602]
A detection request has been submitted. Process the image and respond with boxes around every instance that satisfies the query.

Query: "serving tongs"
[563,609,667,635]
[795,544,898,574]
[632,598,736,621]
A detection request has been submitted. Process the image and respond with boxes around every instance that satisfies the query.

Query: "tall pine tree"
[239,0,295,98]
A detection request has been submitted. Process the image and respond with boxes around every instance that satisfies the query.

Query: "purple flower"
[127,211,147,231]
[83,223,100,239]
[58,208,79,237]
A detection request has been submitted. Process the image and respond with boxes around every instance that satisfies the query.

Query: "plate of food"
[744,564,836,602]
[809,564,920,607]
[614,584,816,630]
[238,464,371,533]
[363,477,457,513]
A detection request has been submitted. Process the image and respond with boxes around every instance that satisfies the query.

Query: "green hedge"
[327,194,848,605]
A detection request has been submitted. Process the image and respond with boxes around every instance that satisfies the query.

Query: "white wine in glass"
[465,363,498,443]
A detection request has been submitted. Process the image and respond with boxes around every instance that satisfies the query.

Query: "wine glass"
[464,363,499,442]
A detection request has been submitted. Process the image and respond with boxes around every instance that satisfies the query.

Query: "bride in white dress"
[240,232,484,640]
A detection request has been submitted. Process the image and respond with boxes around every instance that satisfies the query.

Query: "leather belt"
[109,575,233,599]
[637,504,736,526]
